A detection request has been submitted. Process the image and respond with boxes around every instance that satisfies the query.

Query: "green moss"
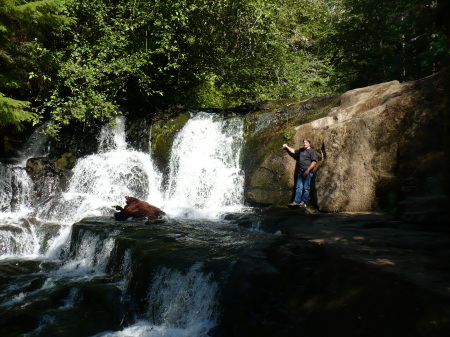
[151,112,190,165]
[283,130,294,141]
[55,153,76,170]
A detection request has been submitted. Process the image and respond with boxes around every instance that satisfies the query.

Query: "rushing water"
[0,112,271,337]
[164,113,245,218]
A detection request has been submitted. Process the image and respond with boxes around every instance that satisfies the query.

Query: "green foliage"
[283,130,293,142]
[33,0,341,136]
[0,0,74,131]
[0,92,35,130]
[327,0,449,88]
[1,0,447,137]
[37,0,154,137]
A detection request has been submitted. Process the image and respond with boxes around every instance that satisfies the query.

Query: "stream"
[0,112,276,336]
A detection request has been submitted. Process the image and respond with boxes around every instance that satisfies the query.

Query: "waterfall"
[1,112,246,255]
[163,112,245,218]
[0,112,268,337]
[35,116,164,224]
[95,263,218,337]
[35,112,245,224]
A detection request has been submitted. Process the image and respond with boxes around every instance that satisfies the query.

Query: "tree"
[38,0,155,138]
[37,0,341,137]
[327,0,448,89]
[7,0,444,139]
[0,0,73,131]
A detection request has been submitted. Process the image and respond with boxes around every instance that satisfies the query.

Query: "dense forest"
[0,0,448,139]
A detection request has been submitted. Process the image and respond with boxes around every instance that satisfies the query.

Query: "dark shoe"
[299,201,306,207]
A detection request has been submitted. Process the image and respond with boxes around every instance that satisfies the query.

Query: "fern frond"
[0,92,36,130]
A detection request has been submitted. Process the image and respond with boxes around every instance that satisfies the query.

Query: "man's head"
[303,138,311,149]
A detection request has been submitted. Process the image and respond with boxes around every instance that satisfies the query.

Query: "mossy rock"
[55,152,76,170]
[151,112,190,167]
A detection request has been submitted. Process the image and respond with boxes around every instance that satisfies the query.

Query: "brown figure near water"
[114,196,166,223]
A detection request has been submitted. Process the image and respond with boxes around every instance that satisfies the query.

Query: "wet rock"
[150,112,191,170]
[55,152,76,170]
[25,157,68,205]
[214,210,450,337]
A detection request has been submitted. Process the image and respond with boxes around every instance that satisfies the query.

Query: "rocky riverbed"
[217,207,450,337]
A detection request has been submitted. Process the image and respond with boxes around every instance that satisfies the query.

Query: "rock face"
[243,71,450,221]
[25,157,68,205]
[114,196,166,221]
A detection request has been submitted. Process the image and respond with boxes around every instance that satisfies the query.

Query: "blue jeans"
[294,172,313,203]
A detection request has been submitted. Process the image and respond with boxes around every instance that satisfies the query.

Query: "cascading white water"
[38,111,246,223]
[1,112,246,258]
[98,116,127,152]
[163,112,245,218]
[0,115,162,259]
[94,263,218,337]
[15,124,50,166]
[35,116,164,224]
[0,162,56,259]
[0,217,40,257]
[52,232,116,278]
[147,263,218,331]
[0,157,36,258]
[0,164,33,215]
[0,112,255,337]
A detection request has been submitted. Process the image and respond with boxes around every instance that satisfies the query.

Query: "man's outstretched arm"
[282,143,296,155]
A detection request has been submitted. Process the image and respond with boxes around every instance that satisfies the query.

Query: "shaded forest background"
[0,0,449,140]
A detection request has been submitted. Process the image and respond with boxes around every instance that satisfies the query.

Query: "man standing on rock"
[282,139,318,207]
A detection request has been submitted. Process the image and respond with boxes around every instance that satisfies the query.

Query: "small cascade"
[53,229,116,278]
[0,124,41,215]
[0,164,33,215]
[0,218,40,257]
[95,263,218,337]
[0,146,36,258]
[0,163,64,259]
[146,263,218,333]
[35,116,164,224]
[164,112,245,218]
[15,124,50,166]
[98,116,127,152]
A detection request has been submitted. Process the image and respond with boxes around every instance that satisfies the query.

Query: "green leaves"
[2,0,446,137]
[327,0,449,88]
[0,0,74,132]
[0,92,36,130]
[38,0,156,135]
